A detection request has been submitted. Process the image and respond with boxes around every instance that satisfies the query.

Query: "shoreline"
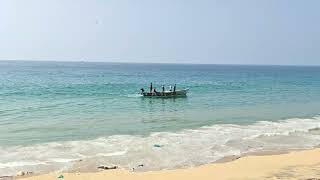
[17,147,320,180]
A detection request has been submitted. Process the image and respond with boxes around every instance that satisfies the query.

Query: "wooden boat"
[141,89,189,97]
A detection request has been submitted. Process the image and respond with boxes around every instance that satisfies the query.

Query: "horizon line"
[0,59,319,67]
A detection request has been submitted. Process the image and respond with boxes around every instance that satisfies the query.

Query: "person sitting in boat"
[169,85,172,92]
[140,88,145,94]
[152,88,158,95]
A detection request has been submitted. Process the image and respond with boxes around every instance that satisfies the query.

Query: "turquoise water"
[1,61,320,175]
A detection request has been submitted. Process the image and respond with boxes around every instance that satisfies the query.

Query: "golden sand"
[21,148,320,180]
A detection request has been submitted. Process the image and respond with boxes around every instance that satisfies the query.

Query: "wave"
[1,116,320,176]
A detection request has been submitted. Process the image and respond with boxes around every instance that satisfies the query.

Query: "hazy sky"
[0,0,319,65]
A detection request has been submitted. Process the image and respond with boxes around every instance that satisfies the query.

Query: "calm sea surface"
[0,61,320,175]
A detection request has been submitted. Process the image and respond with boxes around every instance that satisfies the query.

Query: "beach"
[2,0,320,178]
[19,148,320,180]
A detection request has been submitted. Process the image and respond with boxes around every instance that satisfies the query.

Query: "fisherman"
[150,83,153,93]
[173,84,176,93]
[169,85,172,92]
[152,88,158,96]
[140,88,145,94]
[162,85,165,92]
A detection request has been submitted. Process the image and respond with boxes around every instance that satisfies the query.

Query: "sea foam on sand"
[1,116,320,176]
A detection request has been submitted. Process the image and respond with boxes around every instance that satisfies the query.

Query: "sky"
[0,0,319,65]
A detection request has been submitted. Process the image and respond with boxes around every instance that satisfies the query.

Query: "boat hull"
[141,89,189,97]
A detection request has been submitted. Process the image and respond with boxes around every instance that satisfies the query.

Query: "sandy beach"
[18,148,320,180]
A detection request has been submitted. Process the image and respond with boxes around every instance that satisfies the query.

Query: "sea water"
[0,61,320,175]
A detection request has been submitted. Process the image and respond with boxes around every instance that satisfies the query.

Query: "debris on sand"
[16,171,25,176]
[97,166,118,170]
[153,144,163,148]
[16,171,33,177]
[57,175,64,179]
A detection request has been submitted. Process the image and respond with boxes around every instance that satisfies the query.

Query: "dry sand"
[20,148,320,180]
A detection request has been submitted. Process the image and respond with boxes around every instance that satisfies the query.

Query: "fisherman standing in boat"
[173,84,176,94]
[150,83,153,93]
[162,85,165,96]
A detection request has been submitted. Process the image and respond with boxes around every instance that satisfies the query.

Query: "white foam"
[48,158,78,163]
[0,161,47,168]
[96,150,127,157]
[0,116,320,176]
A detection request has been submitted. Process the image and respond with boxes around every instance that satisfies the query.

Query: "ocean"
[0,61,320,175]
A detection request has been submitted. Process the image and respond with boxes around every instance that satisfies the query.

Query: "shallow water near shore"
[0,61,320,175]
